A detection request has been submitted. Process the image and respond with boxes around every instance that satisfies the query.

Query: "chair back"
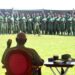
[5,49,32,75]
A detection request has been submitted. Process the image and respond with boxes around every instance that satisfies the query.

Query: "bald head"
[17,32,27,40]
[16,32,27,45]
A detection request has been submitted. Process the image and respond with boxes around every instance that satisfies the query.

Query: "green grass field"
[0,34,75,75]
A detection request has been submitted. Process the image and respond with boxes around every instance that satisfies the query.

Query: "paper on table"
[44,60,53,65]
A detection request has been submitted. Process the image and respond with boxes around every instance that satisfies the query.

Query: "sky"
[0,0,75,10]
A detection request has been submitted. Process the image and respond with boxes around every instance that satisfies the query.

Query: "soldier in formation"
[0,11,75,36]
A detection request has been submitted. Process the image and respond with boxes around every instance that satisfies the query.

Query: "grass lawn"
[0,34,75,75]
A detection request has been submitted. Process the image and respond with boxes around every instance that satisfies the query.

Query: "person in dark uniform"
[72,14,75,35]
[7,14,14,34]
[1,32,44,75]
[32,13,36,34]
[65,13,72,35]
[26,14,33,34]
[0,12,4,34]
[14,12,20,33]
[47,13,51,34]
[41,14,47,34]
[53,13,57,35]
[48,14,54,34]
[22,13,27,33]
[19,13,27,33]
[34,13,41,35]
[60,15,65,35]
[4,12,9,34]
[56,14,61,35]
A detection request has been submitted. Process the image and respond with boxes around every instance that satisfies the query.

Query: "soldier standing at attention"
[7,13,14,34]
[19,14,24,32]
[14,12,20,33]
[34,13,41,35]
[60,15,65,35]
[53,13,57,35]
[0,12,4,34]
[7,14,11,34]
[4,12,9,34]
[66,14,72,35]
[56,14,61,35]
[41,14,47,34]
[26,14,33,34]
[47,13,51,34]
[11,12,14,34]
[32,13,36,34]
[48,14,54,34]
[72,14,75,35]
[21,13,27,33]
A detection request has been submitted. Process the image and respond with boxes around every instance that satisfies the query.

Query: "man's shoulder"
[7,46,36,54]
[6,47,17,52]
[7,46,34,51]
[25,47,38,54]
[8,47,17,50]
[24,47,35,51]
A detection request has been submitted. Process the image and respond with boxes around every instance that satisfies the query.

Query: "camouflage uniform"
[41,15,47,34]
[56,16,61,35]
[7,15,14,34]
[34,14,41,35]
[26,15,33,34]
[72,16,75,35]
[60,15,65,35]
[65,16,72,35]
[0,15,4,34]
[14,16,20,33]
[3,16,8,34]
